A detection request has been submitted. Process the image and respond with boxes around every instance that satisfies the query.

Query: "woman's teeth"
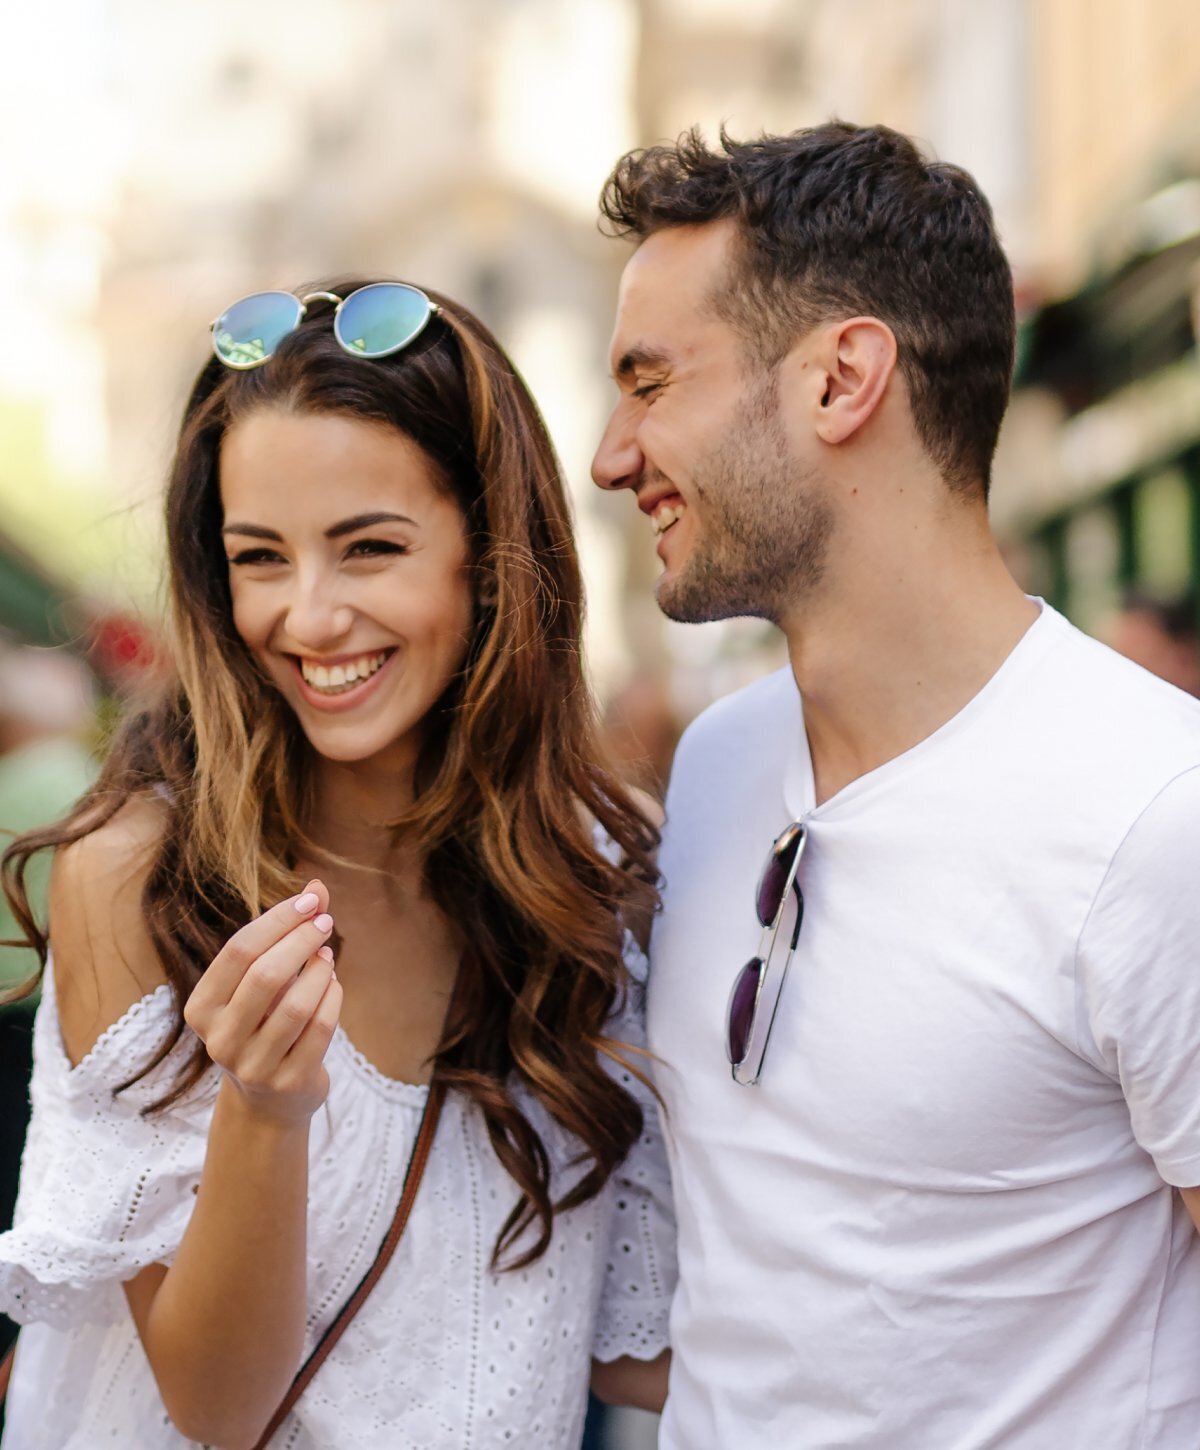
[299,651,389,694]
[652,502,685,536]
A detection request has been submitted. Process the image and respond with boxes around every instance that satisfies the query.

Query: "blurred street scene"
[3,2,1200,1445]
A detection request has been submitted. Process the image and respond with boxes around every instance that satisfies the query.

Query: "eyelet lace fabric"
[0,943,675,1448]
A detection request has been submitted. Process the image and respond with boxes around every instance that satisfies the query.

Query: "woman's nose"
[284,571,353,649]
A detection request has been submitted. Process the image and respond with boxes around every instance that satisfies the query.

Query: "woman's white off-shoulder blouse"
[0,946,675,1448]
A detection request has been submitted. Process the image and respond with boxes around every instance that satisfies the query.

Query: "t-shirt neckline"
[783,598,1059,821]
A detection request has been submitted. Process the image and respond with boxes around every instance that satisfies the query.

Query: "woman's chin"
[298,720,427,775]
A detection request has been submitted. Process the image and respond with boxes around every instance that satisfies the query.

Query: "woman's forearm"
[124,1077,311,1448]
[590,1348,671,1413]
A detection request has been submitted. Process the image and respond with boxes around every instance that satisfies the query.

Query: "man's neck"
[781,525,1040,806]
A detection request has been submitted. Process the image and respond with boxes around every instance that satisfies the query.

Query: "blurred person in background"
[600,670,683,802]
[0,280,674,1448]
[593,121,1200,1449]
[1107,587,1200,696]
[0,642,98,994]
[0,643,97,1379]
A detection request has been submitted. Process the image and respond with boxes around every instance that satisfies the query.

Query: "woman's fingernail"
[294,892,320,915]
[317,945,335,963]
[313,913,334,933]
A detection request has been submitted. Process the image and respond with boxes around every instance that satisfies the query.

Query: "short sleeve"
[1077,765,1200,1187]
[592,935,677,1362]
[0,967,216,1329]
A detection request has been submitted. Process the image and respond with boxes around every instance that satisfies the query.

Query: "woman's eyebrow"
[221,522,282,540]
[325,511,418,538]
[221,512,418,541]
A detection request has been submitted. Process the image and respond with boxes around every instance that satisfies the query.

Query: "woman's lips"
[287,648,398,713]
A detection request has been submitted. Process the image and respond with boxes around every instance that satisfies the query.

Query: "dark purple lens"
[726,957,764,1065]
[755,822,804,925]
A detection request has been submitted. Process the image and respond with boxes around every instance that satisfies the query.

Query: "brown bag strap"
[0,1336,14,1403]
[250,1075,446,1449]
[0,1081,445,1440]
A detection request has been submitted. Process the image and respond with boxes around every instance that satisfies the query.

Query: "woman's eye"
[228,548,284,566]
[345,539,408,559]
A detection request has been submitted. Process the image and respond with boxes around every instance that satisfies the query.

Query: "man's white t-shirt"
[650,604,1200,1449]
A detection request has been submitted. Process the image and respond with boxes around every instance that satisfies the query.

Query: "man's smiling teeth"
[299,651,390,693]
[651,502,686,536]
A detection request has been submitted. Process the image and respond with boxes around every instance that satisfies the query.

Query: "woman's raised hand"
[184,880,343,1124]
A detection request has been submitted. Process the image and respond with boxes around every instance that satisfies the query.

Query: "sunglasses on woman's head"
[726,820,807,1086]
[211,283,438,371]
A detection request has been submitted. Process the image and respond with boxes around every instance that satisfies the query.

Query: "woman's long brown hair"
[2,280,659,1269]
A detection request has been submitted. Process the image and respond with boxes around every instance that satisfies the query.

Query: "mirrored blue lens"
[213,291,304,369]
[334,283,433,359]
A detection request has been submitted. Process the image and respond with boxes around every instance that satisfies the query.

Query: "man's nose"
[591,402,644,493]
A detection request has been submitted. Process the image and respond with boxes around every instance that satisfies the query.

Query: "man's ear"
[812,317,897,445]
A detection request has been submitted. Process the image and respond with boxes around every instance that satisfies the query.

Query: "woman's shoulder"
[50,792,173,1065]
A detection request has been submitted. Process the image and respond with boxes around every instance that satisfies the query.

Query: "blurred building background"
[6,1,1200,753]
[5,0,1200,725]
[3,2,1200,1443]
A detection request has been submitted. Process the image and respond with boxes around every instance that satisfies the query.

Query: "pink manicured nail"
[313,913,334,933]
[317,945,334,963]
[294,892,319,915]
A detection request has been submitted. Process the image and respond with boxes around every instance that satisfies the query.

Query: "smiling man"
[593,122,1200,1448]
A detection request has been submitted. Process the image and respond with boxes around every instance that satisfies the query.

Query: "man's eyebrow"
[221,511,418,541]
[614,344,672,381]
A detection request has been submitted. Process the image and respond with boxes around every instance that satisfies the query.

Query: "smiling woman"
[0,281,674,1449]
[221,414,474,761]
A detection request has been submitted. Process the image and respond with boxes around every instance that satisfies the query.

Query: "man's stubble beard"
[656,378,834,626]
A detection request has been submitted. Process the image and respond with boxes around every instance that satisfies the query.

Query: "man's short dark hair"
[600,122,1017,498]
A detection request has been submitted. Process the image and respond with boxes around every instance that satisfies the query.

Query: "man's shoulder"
[674,665,796,762]
[661,667,796,828]
[1037,609,1200,757]
[1014,612,1200,858]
